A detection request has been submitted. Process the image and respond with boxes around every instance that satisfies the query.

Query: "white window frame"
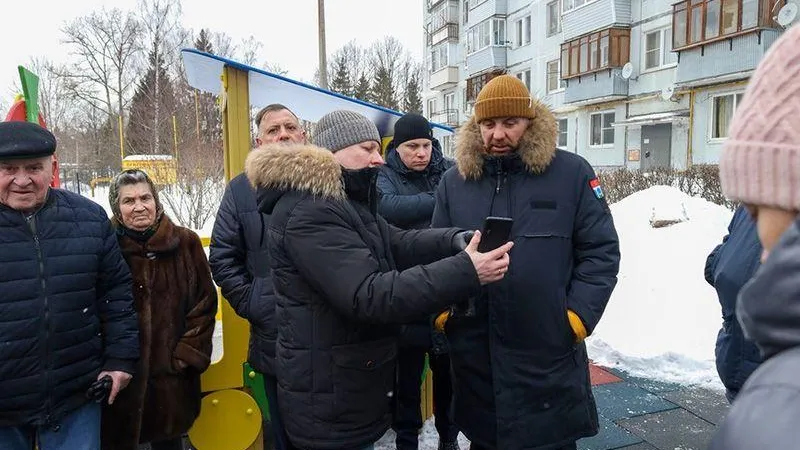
[427,99,438,116]
[467,17,506,54]
[557,118,569,148]
[710,92,745,140]
[590,110,615,147]
[547,0,562,37]
[643,27,677,72]
[562,0,599,13]
[515,15,532,47]
[546,59,565,94]
[515,69,531,91]
[431,42,449,73]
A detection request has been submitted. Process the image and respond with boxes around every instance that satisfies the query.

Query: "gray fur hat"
[313,110,381,152]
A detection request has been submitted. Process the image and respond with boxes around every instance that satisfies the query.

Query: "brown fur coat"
[101,215,217,449]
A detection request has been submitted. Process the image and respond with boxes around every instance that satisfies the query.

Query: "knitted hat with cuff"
[719,24,800,212]
[474,75,536,122]
[313,110,381,152]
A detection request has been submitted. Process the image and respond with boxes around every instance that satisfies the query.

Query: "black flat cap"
[0,121,57,160]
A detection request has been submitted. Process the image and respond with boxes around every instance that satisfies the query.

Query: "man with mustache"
[431,75,621,450]
[0,121,139,450]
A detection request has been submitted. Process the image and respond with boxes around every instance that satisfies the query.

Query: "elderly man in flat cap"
[0,121,139,450]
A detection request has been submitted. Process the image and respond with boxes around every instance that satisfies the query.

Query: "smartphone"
[477,216,514,252]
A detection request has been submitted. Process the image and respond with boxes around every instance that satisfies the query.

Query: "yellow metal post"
[199,64,252,394]
[118,115,125,162]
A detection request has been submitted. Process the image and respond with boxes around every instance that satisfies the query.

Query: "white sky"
[1,0,424,98]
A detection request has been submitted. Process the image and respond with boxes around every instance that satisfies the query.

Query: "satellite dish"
[777,3,798,27]
[660,85,676,102]
[621,62,635,80]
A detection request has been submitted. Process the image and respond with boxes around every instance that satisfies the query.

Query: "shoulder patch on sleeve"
[589,178,604,199]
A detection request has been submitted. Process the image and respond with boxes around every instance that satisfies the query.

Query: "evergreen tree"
[370,66,398,110]
[329,55,352,97]
[195,28,213,54]
[126,50,176,155]
[403,73,422,114]
[354,74,371,102]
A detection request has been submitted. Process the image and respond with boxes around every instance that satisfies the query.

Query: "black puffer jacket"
[377,139,454,351]
[0,189,139,427]
[209,173,276,375]
[244,144,481,450]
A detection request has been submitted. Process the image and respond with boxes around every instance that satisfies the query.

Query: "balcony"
[430,66,460,90]
[564,68,628,105]
[466,46,507,77]
[466,69,505,103]
[430,109,460,127]
[428,23,459,46]
[562,0,631,42]
[467,0,508,27]
[671,0,784,87]
[427,0,445,10]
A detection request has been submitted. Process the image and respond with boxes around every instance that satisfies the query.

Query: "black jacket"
[209,173,277,375]
[377,139,455,351]
[244,143,480,450]
[704,206,763,399]
[0,189,139,427]
[431,108,620,449]
[709,216,800,449]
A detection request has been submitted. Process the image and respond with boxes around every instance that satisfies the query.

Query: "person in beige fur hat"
[709,23,800,450]
[430,74,620,449]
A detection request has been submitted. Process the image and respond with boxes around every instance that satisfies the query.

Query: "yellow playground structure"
[181,49,455,449]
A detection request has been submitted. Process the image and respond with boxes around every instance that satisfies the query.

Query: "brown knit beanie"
[474,75,536,122]
[719,24,800,212]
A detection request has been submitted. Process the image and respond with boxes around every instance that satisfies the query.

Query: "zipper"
[27,214,52,425]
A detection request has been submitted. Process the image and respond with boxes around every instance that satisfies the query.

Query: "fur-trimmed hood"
[455,98,558,180]
[245,143,346,202]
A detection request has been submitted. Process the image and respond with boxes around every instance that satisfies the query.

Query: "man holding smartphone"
[431,75,620,450]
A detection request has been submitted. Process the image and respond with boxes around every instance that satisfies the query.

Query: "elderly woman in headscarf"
[101,169,217,450]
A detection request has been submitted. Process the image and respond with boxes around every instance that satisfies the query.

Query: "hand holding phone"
[477,217,513,252]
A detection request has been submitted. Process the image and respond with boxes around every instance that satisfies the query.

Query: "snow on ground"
[587,186,733,390]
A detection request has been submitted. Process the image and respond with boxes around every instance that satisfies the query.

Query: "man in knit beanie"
[242,110,514,450]
[376,113,459,450]
[709,24,800,450]
[430,75,620,449]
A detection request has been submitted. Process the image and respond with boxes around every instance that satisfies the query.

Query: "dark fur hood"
[455,97,558,180]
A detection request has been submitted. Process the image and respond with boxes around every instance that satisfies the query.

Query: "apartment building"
[422,0,791,168]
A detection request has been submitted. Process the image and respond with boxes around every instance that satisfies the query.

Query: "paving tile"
[590,364,623,386]
[592,382,679,421]
[618,408,716,450]
[578,414,643,450]
[662,387,730,426]
[605,368,682,394]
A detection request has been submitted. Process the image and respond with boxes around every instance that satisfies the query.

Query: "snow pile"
[587,186,734,390]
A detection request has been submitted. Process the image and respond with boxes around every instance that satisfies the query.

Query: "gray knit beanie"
[313,110,381,152]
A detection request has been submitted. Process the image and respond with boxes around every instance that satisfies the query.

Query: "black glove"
[86,375,113,403]
[452,230,474,252]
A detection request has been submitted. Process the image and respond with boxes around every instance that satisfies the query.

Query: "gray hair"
[108,169,164,223]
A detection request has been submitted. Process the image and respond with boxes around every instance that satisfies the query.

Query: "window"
[560,28,630,79]
[546,60,565,93]
[427,99,438,116]
[467,18,506,53]
[515,69,531,91]
[672,0,779,50]
[431,43,449,72]
[711,92,744,139]
[562,0,599,13]
[547,1,562,36]
[515,15,532,47]
[463,0,469,24]
[557,118,568,147]
[644,28,677,70]
[590,111,615,146]
[430,1,459,33]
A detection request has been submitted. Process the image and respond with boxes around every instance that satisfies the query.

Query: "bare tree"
[160,140,224,229]
[60,7,141,121]
[26,57,77,134]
